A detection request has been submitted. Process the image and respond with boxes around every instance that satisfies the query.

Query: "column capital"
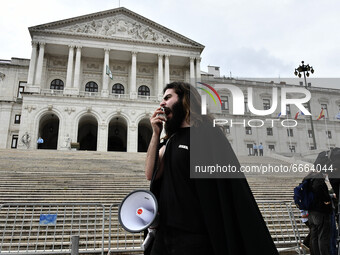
[131,51,138,56]
[68,44,75,49]
[75,45,82,49]
[196,57,202,61]
[31,41,38,47]
[38,42,46,47]
[190,57,195,61]
[104,48,110,53]
[164,54,171,58]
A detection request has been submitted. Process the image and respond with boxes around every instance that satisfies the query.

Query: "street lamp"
[294,61,317,150]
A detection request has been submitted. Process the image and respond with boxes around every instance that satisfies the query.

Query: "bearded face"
[164,97,186,137]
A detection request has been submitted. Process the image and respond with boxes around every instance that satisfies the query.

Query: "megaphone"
[118,190,158,233]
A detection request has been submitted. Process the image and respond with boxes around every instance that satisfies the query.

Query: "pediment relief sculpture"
[55,16,182,44]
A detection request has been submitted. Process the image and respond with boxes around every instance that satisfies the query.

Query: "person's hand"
[150,107,166,136]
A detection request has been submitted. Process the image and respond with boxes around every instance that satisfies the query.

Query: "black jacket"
[147,123,278,255]
[305,172,332,214]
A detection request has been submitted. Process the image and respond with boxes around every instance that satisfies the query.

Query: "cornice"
[30,29,204,51]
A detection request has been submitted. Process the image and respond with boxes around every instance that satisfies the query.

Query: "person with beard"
[144,82,278,255]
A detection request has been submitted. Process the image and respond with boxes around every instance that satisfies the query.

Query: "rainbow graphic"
[197,82,222,106]
[197,82,222,115]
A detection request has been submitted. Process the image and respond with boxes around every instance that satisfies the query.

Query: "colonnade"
[26,41,202,97]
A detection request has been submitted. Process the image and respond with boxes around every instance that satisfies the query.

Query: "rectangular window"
[321,104,328,118]
[14,114,21,124]
[247,144,254,156]
[17,81,27,99]
[310,144,315,150]
[221,96,229,111]
[245,127,252,135]
[326,131,332,139]
[223,125,230,134]
[267,128,273,136]
[308,130,313,138]
[244,97,249,113]
[268,145,275,151]
[289,145,296,153]
[11,135,18,148]
[286,105,291,115]
[263,99,270,110]
[287,129,293,137]
[303,103,310,112]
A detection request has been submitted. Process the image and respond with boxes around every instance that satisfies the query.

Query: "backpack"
[294,179,314,210]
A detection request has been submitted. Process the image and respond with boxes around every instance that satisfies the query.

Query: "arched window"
[50,79,64,90]
[138,85,150,96]
[85,81,98,92]
[112,83,125,94]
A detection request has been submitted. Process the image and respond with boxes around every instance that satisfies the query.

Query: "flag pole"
[287,113,292,153]
[324,114,330,149]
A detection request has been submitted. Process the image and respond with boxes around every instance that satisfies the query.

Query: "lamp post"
[294,61,317,150]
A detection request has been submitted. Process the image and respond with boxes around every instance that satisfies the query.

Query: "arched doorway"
[108,117,127,151]
[138,118,152,152]
[77,115,98,151]
[38,113,60,149]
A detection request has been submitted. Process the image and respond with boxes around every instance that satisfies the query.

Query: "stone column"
[127,125,138,152]
[164,54,170,85]
[27,41,38,86]
[73,46,82,92]
[189,57,195,84]
[158,54,164,99]
[196,57,201,82]
[102,48,110,97]
[130,51,137,99]
[65,45,75,88]
[97,123,108,152]
[34,42,45,87]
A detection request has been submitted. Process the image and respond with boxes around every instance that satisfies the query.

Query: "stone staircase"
[0,149,309,254]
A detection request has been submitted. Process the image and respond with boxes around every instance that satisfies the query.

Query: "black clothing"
[308,211,331,255]
[304,171,332,255]
[150,226,212,255]
[158,128,205,233]
[148,124,278,255]
[305,172,332,214]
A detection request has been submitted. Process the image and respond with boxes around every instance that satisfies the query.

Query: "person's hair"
[163,82,205,127]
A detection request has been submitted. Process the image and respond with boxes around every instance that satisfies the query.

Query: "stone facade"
[0,7,339,155]
[201,75,340,156]
[0,8,203,153]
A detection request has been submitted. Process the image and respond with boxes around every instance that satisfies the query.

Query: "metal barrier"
[0,201,308,254]
[107,204,143,253]
[0,203,105,255]
[257,201,308,255]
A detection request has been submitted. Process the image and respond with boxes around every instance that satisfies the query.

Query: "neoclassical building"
[0,7,339,155]
[0,7,203,152]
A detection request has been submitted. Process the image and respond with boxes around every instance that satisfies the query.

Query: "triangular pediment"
[29,7,204,50]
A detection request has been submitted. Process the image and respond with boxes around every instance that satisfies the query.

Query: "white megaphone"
[118,190,158,233]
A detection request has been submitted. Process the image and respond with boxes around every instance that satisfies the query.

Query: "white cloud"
[0,0,339,80]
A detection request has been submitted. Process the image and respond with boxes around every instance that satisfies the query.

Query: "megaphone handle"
[141,229,157,251]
